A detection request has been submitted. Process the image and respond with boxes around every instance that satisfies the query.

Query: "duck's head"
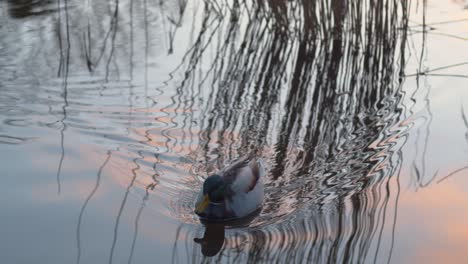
[195,175,226,214]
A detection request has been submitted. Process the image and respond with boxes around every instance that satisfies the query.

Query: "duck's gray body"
[195,157,265,220]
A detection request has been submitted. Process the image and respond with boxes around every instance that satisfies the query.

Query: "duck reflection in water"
[194,209,261,257]
[194,223,225,257]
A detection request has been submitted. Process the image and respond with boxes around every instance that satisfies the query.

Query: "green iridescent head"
[203,174,226,202]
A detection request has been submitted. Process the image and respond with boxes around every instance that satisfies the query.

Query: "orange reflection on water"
[133,107,194,113]
[398,173,468,263]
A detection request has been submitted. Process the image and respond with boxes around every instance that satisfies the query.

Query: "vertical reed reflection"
[76,151,112,264]
[127,186,152,264]
[166,0,414,262]
[104,0,120,83]
[108,154,140,264]
[56,0,71,194]
[411,0,435,188]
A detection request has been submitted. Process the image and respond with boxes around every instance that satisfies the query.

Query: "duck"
[194,156,265,221]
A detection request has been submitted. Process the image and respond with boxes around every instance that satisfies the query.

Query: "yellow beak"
[195,194,210,214]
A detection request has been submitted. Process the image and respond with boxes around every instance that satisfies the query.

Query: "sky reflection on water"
[1,0,468,263]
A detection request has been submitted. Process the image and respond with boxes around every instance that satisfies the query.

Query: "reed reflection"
[166,0,413,262]
[76,151,112,264]
[56,0,71,195]
[6,0,55,18]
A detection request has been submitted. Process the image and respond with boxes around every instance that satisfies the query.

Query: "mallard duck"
[194,156,265,220]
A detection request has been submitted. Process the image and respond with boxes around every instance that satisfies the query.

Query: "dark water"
[1,0,468,263]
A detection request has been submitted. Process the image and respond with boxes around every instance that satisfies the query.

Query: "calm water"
[1,0,468,263]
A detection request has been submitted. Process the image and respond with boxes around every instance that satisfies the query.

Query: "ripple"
[0,134,32,145]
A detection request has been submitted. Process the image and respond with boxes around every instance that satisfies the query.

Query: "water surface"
[1,0,468,263]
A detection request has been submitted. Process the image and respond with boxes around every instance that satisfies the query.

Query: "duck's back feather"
[225,158,264,217]
[221,157,262,194]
